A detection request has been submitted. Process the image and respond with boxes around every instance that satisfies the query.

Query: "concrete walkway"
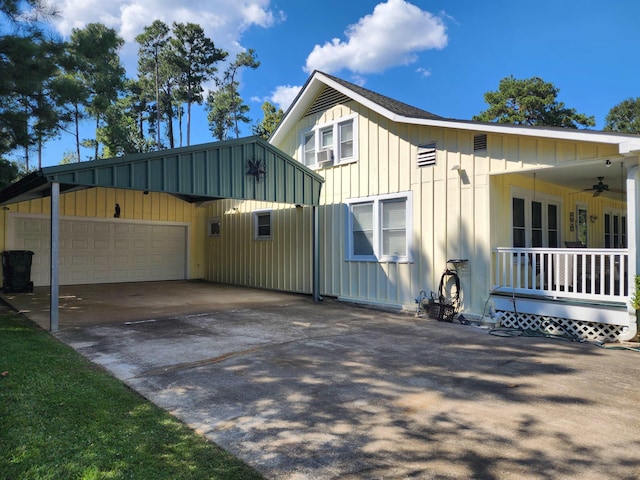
[4,282,640,479]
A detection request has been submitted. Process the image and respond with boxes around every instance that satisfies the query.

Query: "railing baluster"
[491,247,628,303]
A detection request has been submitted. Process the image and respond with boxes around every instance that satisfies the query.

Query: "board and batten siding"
[268,98,630,316]
[203,199,313,294]
[0,187,205,280]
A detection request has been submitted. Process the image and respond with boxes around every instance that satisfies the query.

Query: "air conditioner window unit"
[317,148,334,166]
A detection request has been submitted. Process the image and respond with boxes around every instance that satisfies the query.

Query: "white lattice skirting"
[497,311,624,342]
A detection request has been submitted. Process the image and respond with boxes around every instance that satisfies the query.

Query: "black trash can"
[2,250,34,293]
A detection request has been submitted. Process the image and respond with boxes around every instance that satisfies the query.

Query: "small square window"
[254,211,272,240]
[208,218,221,237]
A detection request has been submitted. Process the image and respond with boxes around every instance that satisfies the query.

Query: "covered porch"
[488,163,640,342]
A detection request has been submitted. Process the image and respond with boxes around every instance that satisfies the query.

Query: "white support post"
[624,165,639,340]
[50,182,59,332]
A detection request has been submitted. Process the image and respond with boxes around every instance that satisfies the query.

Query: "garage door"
[8,214,187,286]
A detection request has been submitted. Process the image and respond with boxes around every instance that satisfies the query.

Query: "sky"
[28,0,640,167]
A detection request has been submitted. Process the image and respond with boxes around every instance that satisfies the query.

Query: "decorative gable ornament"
[246,158,266,182]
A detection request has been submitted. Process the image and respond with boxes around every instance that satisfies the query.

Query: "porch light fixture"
[590,215,598,223]
[605,159,612,167]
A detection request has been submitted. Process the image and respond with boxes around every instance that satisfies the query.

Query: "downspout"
[312,205,320,302]
[621,165,639,341]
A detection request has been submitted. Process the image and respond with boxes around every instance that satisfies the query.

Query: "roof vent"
[474,134,487,152]
[305,86,351,117]
[417,143,437,167]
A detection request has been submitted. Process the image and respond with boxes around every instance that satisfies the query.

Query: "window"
[347,192,412,262]
[604,209,627,248]
[254,210,272,240]
[511,189,560,248]
[207,217,221,237]
[303,132,315,166]
[299,115,357,168]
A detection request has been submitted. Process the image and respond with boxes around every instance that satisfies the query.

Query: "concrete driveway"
[4,282,640,479]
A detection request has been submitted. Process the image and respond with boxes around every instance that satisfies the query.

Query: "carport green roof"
[0,136,324,206]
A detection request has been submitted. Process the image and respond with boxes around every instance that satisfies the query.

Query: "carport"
[0,136,324,331]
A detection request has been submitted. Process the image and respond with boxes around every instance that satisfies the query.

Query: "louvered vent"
[304,87,351,117]
[474,134,487,152]
[417,143,437,167]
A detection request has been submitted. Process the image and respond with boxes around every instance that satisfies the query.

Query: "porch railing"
[492,247,629,303]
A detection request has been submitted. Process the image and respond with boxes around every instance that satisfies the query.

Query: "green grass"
[0,311,264,480]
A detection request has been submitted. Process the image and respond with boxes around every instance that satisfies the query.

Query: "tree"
[168,22,226,146]
[604,98,640,134]
[473,75,595,129]
[252,101,283,139]
[0,33,63,168]
[206,86,234,141]
[0,158,21,189]
[207,49,259,140]
[136,20,171,149]
[0,0,56,24]
[50,69,88,162]
[68,23,125,161]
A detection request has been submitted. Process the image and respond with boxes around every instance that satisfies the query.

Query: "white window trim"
[299,113,358,169]
[253,209,273,240]
[346,191,413,263]
[207,217,221,237]
[510,186,562,248]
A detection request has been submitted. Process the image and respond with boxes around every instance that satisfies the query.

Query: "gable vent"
[417,143,437,167]
[304,86,352,117]
[474,134,487,152]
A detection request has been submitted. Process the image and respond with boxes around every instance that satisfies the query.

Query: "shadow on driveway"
[5,282,640,479]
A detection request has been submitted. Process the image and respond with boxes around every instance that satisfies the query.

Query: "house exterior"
[260,71,639,342]
[2,71,640,341]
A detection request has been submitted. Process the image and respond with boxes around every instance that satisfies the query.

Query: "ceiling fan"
[584,177,609,197]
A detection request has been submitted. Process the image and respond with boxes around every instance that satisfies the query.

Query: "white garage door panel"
[10,216,187,286]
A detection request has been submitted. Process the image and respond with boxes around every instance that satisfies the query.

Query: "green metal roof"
[0,136,324,206]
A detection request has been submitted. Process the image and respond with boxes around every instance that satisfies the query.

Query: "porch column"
[624,165,639,340]
[50,182,60,332]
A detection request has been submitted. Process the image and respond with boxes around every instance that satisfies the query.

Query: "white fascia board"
[273,71,640,156]
[393,115,640,152]
[270,76,324,146]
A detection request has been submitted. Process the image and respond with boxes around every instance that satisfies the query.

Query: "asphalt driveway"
[5,282,640,479]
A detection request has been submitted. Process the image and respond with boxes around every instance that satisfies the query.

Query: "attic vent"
[305,86,351,117]
[417,143,437,167]
[474,134,487,152]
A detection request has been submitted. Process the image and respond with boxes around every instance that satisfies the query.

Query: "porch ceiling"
[0,136,324,207]
[513,157,628,199]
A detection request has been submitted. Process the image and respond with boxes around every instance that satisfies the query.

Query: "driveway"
[4,282,640,479]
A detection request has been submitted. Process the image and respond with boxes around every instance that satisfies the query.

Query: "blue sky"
[32,0,640,167]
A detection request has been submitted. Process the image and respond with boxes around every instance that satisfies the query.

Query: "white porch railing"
[492,247,629,303]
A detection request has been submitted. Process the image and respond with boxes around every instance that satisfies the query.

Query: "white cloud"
[48,0,278,74]
[270,85,302,111]
[304,0,448,75]
[416,67,432,78]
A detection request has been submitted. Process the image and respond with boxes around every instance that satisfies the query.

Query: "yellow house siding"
[203,199,313,294]
[0,187,204,280]
[270,100,632,314]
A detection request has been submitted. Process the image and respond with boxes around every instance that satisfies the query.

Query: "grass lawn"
[0,310,264,480]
